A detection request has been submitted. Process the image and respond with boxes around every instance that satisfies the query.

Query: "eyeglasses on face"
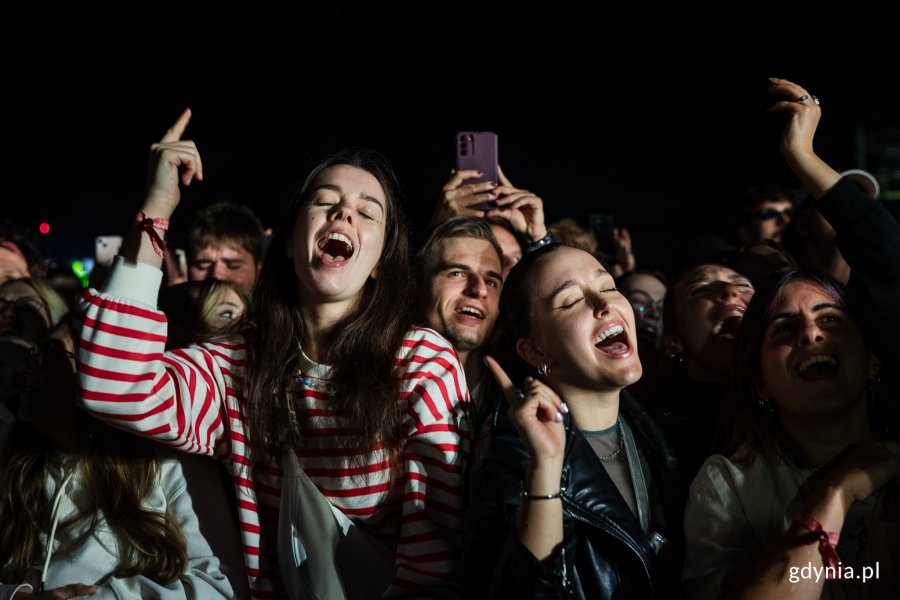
[753,207,795,221]
[628,294,664,316]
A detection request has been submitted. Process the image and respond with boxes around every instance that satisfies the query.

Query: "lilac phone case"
[455,131,498,210]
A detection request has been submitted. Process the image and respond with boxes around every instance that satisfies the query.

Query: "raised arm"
[769,77,900,370]
[77,111,230,456]
[484,356,567,561]
[121,108,203,268]
[462,355,569,599]
[767,78,841,199]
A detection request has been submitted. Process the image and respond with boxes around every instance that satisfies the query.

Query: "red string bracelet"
[136,211,169,257]
[796,514,841,578]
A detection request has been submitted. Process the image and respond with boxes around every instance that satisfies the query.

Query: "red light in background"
[39,222,51,234]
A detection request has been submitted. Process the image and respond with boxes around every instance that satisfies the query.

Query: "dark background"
[4,4,900,277]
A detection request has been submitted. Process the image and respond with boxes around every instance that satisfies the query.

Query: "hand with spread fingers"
[485,167,548,244]
[430,169,500,225]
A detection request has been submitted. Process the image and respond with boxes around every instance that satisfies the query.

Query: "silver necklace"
[598,428,625,461]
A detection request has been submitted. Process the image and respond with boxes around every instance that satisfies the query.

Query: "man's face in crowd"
[189,240,259,295]
[424,236,502,358]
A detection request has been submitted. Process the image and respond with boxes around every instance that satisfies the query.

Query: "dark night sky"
[4,4,900,277]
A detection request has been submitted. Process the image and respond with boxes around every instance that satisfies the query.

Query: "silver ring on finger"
[812,95,821,106]
[795,95,809,103]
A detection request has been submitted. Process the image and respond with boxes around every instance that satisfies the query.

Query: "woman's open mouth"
[796,354,839,381]
[711,307,745,340]
[594,323,632,357]
[316,231,355,266]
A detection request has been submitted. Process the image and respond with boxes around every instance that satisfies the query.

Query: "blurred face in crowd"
[758,280,873,427]
[522,247,642,395]
[669,264,754,382]
[203,284,246,330]
[0,279,51,343]
[490,224,522,280]
[190,240,259,295]
[620,272,667,358]
[289,165,386,314]
[18,327,84,448]
[424,236,502,360]
[746,198,794,244]
[0,243,30,284]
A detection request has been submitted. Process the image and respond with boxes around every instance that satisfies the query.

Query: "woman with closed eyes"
[465,244,685,599]
[76,110,469,598]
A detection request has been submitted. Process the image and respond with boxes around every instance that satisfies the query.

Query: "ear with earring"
[755,390,775,416]
[516,338,551,378]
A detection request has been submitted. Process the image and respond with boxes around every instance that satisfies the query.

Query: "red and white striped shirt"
[76,259,470,598]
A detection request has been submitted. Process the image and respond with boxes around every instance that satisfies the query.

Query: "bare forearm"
[515,461,564,560]
[120,208,169,269]
[782,146,842,201]
[731,487,846,600]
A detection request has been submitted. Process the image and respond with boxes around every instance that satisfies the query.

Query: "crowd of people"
[1,77,897,599]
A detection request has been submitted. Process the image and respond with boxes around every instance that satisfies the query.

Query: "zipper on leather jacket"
[563,499,654,593]
[559,546,573,595]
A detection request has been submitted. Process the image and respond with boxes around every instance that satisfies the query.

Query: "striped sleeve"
[76,257,231,456]
[386,328,470,599]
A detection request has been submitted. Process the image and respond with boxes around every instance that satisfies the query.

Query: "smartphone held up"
[455,131,499,211]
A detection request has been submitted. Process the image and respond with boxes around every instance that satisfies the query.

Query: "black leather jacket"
[463,391,686,599]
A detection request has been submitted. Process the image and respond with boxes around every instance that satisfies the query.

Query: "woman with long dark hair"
[682,268,900,599]
[682,77,900,599]
[76,111,469,597]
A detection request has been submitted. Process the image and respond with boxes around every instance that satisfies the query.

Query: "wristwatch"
[525,231,556,253]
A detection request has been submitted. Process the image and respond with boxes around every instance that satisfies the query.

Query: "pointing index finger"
[160,107,192,143]
[484,355,521,404]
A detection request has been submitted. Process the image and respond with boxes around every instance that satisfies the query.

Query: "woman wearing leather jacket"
[464,244,685,599]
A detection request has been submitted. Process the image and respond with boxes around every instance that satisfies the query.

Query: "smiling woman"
[464,244,685,599]
[683,268,900,599]
[75,111,469,598]
[682,77,900,600]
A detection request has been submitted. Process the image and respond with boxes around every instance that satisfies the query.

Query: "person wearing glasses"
[736,183,796,246]
[617,269,668,388]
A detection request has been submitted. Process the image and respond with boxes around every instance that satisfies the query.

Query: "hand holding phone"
[430,170,501,226]
[454,131,499,211]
